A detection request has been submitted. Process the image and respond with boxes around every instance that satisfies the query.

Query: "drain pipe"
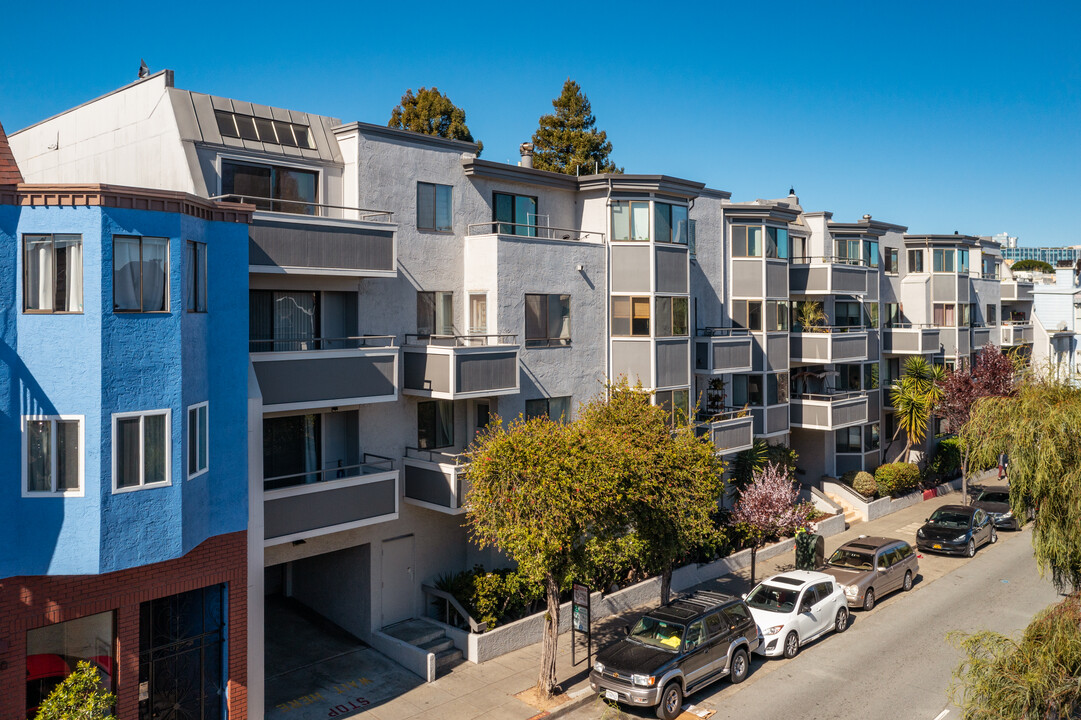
[605,176,613,394]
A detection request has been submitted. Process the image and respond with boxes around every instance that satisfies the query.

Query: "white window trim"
[111,409,172,494]
[187,401,209,480]
[21,415,85,498]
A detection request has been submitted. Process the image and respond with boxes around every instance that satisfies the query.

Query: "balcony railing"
[249,335,396,353]
[695,408,755,455]
[790,391,868,430]
[698,327,752,337]
[211,194,393,222]
[790,328,869,363]
[790,255,871,267]
[790,259,872,295]
[251,340,399,411]
[695,329,754,374]
[403,447,470,514]
[883,324,942,355]
[402,335,521,399]
[405,334,518,347]
[263,454,395,491]
[467,221,604,243]
[1001,321,1034,346]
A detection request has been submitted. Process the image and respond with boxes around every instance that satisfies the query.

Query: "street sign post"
[571,582,591,667]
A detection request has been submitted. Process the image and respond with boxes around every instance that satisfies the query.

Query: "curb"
[534,687,598,720]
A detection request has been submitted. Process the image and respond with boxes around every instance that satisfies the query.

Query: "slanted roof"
[0,120,24,185]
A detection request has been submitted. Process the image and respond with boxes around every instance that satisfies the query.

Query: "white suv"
[744,570,849,659]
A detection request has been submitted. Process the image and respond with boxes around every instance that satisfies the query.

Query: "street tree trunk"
[660,562,673,605]
[961,447,971,506]
[538,572,560,698]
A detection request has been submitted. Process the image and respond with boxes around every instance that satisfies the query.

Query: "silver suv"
[819,536,918,610]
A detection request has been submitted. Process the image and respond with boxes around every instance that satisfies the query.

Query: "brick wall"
[0,531,247,719]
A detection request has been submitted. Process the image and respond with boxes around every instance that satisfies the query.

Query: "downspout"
[605,177,613,394]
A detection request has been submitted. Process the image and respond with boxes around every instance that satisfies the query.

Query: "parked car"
[819,536,918,610]
[971,485,1024,531]
[589,590,760,720]
[744,570,849,660]
[917,504,997,557]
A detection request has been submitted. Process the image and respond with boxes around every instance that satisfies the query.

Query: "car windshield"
[746,584,799,613]
[978,492,1010,504]
[827,549,875,570]
[928,510,971,529]
[628,616,685,651]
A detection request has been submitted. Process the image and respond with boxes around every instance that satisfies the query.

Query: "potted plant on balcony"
[796,301,828,333]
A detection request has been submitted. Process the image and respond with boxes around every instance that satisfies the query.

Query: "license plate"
[933,544,942,549]
[605,690,619,701]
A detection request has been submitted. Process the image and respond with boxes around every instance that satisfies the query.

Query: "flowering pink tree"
[731,462,815,585]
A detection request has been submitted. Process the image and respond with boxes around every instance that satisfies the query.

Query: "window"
[962,303,974,327]
[418,400,454,449]
[731,300,762,331]
[417,182,452,231]
[684,620,706,651]
[884,303,900,327]
[722,603,751,627]
[263,414,321,489]
[611,201,650,241]
[418,291,454,336]
[933,303,955,327]
[747,375,764,406]
[766,227,789,259]
[655,297,689,337]
[705,613,724,636]
[732,225,763,257]
[494,192,537,237]
[185,241,207,313]
[884,248,899,274]
[469,294,488,334]
[655,389,690,423]
[250,290,320,351]
[864,239,879,268]
[836,427,861,453]
[612,296,650,336]
[864,423,880,452]
[987,304,998,325]
[114,236,169,313]
[27,611,115,719]
[139,586,225,720]
[23,416,82,496]
[767,372,789,405]
[835,237,860,262]
[187,403,209,479]
[835,301,862,328]
[655,203,690,244]
[221,159,317,214]
[215,109,313,148]
[525,396,572,422]
[731,375,749,406]
[864,362,880,390]
[526,294,571,346]
[767,301,789,331]
[933,249,955,273]
[907,249,924,273]
[836,364,861,391]
[23,234,83,313]
[957,249,970,274]
[113,410,170,492]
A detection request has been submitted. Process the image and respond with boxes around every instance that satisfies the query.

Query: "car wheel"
[903,571,913,592]
[730,647,749,684]
[863,588,875,611]
[783,631,800,659]
[835,607,849,633]
[990,527,998,544]
[656,682,682,720]
[967,539,976,558]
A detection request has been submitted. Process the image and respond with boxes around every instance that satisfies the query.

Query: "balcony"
[1001,321,1034,346]
[696,409,755,454]
[251,336,399,412]
[263,454,399,545]
[883,324,942,355]
[971,326,994,348]
[790,328,869,363]
[790,256,872,295]
[466,221,604,243]
[694,329,754,374]
[790,391,868,430]
[938,327,971,358]
[1000,280,1034,303]
[403,448,469,515]
[402,335,520,400]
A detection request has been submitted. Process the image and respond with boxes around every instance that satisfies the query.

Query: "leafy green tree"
[531,79,620,175]
[389,87,482,155]
[1010,259,1054,273]
[35,661,115,720]
[887,356,946,463]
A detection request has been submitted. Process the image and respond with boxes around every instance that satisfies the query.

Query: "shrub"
[852,471,879,498]
[839,470,859,485]
[928,437,962,479]
[875,462,922,497]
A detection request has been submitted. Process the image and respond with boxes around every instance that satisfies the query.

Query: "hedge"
[875,462,922,497]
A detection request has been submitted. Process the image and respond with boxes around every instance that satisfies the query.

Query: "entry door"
[381,535,415,627]
[473,401,491,439]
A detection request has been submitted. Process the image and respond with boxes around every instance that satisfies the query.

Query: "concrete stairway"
[382,619,463,675]
[824,491,861,527]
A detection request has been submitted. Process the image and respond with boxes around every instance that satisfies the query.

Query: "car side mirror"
[623,624,631,636]
[800,602,812,614]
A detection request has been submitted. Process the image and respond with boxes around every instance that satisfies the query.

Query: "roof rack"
[673,590,734,611]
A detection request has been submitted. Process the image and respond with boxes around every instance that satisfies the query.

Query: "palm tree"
[888,356,947,463]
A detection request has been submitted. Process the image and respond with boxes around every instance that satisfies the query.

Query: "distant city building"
[990,232,1081,265]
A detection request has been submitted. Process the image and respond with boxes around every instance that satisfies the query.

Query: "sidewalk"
[360,474,989,720]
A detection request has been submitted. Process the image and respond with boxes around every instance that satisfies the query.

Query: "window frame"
[469,293,488,334]
[417,400,454,449]
[655,296,689,337]
[111,409,172,494]
[525,396,572,422]
[611,200,651,242]
[493,192,539,237]
[219,156,320,215]
[611,296,651,337]
[907,249,925,273]
[184,240,208,313]
[113,235,171,314]
[884,248,899,274]
[22,415,85,498]
[417,291,455,336]
[214,110,315,148]
[22,233,84,314]
[187,402,209,480]
[525,293,572,346]
[933,248,956,273]
[417,182,453,232]
[835,426,862,454]
[731,225,763,257]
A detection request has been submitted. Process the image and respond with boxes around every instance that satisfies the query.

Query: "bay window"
[655,297,689,337]
[612,296,650,336]
[113,410,170,491]
[114,236,169,313]
[23,416,82,495]
[655,203,690,244]
[933,249,955,273]
[732,225,762,257]
[23,234,83,313]
[766,227,789,259]
[612,201,650,241]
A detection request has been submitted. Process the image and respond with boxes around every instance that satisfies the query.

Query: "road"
[566,524,1064,720]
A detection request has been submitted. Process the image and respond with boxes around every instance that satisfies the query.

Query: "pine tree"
[389,87,482,155]
[531,79,621,175]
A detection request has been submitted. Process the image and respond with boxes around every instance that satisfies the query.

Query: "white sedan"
[745,570,850,659]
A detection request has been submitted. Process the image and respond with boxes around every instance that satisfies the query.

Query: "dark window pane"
[235,116,258,141]
[263,415,319,488]
[188,409,198,475]
[632,297,650,336]
[293,125,311,149]
[673,298,688,336]
[254,117,277,143]
[141,238,169,312]
[273,121,297,147]
[516,196,536,237]
[143,413,167,485]
[417,402,436,449]
[417,183,435,230]
[672,206,689,245]
[525,294,546,341]
[27,420,51,492]
[655,203,672,244]
[494,193,514,233]
[116,417,141,488]
[56,420,79,491]
[274,168,317,215]
[436,400,454,447]
[525,399,548,420]
[435,185,452,231]
[221,161,272,209]
[113,236,142,311]
[214,111,238,138]
[417,292,435,336]
[656,297,673,337]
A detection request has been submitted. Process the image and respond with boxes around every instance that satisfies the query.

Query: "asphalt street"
[569,523,1064,720]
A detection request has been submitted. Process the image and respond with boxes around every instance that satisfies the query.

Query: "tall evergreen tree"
[389,87,482,155]
[531,79,621,175]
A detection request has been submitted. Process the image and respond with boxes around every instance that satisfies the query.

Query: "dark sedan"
[970,486,1030,531]
[916,504,997,557]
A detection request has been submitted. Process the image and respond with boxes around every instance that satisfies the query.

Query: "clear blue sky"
[2,1,1078,244]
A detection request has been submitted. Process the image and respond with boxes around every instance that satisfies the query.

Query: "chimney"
[519,142,534,169]
[1055,266,1074,288]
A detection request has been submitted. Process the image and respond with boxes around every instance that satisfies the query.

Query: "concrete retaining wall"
[823,476,966,524]
[370,630,436,682]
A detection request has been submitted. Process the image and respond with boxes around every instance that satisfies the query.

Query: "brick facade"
[0,531,247,719]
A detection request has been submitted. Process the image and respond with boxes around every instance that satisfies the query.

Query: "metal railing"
[263,453,396,491]
[791,325,869,334]
[980,272,1000,280]
[695,406,752,424]
[404,447,466,466]
[1001,320,1033,327]
[790,390,867,402]
[404,333,518,347]
[790,255,871,267]
[467,221,604,243]
[884,322,937,330]
[249,335,397,353]
[210,194,394,222]
[422,584,488,633]
[697,327,752,337]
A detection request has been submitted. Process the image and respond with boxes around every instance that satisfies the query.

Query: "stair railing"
[422,584,488,633]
